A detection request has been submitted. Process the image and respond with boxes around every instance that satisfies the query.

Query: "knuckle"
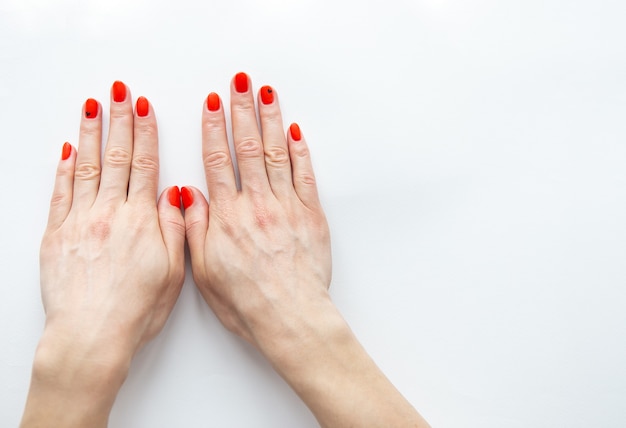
[252,203,275,229]
[203,116,225,133]
[135,121,158,138]
[236,138,263,159]
[232,100,256,114]
[292,143,310,158]
[79,121,100,138]
[109,110,132,121]
[74,162,101,180]
[297,172,317,186]
[88,219,112,241]
[49,192,67,208]
[264,147,290,167]
[104,146,132,168]
[132,154,159,174]
[162,217,186,237]
[56,165,74,179]
[203,151,232,170]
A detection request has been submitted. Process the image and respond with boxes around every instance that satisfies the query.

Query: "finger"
[288,123,321,210]
[258,85,293,199]
[73,97,102,209]
[98,81,134,203]
[157,186,186,274]
[47,142,76,231]
[202,92,237,203]
[181,186,209,272]
[230,72,271,195]
[128,96,160,203]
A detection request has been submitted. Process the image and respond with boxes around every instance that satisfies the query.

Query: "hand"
[183,73,332,346]
[183,73,429,428]
[21,82,186,428]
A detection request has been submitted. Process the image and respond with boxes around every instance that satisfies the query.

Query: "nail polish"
[290,123,301,141]
[85,98,98,118]
[260,85,274,105]
[61,142,71,160]
[136,96,149,117]
[168,186,181,208]
[234,72,249,93]
[207,92,220,111]
[181,187,193,209]
[112,81,126,102]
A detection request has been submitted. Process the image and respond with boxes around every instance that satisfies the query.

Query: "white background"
[1,0,625,427]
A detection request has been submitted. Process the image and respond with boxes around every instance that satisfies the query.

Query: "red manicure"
[234,72,249,93]
[207,92,220,111]
[181,187,194,209]
[85,98,98,119]
[168,186,181,208]
[112,81,126,102]
[61,142,71,160]
[260,85,274,105]
[136,96,149,117]
[290,123,301,141]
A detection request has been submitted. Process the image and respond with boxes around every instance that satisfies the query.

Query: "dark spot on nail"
[267,88,272,93]
[86,112,92,117]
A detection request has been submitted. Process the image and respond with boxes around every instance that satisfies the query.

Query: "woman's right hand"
[182,72,332,346]
[183,73,429,428]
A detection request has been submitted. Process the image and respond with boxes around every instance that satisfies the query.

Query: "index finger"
[202,92,238,203]
[127,96,160,203]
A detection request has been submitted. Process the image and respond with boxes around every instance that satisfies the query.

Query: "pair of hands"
[39,72,331,369]
[28,73,332,424]
[24,73,429,428]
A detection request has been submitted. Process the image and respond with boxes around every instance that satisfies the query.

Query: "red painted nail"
[168,186,181,208]
[61,142,71,160]
[181,187,193,209]
[112,81,126,102]
[136,96,149,117]
[85,98,98,119]
[207,92,220,111]
[260,85,274,105]
[290,123,301,141]
[234,72,249,93]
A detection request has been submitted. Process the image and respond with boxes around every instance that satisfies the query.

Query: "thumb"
[157,186,186,269]
[181,186,209,270]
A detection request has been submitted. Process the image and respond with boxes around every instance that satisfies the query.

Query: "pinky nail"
[260,85,274,104]
[181,187,193,209]
[85,98,98,118]
[168,186,181,208]
[207,92,220,111]
[136,96,149,117]
[112,81,127,102]
[290,123,302,141]
[61,142,71,160]
[234,72,249,93]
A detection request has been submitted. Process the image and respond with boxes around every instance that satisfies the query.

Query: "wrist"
[21,327,131,428]
[247,292,358,382]
[247,293,429,428]
[33,327,130,391]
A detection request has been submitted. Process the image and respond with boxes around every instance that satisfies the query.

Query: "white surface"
[1,0,625,427]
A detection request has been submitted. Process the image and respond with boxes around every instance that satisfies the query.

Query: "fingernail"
[168,186,181,208]
[290,123,301,141]
[61,142,71,160]
[136,96,149,117]
[85,98,98,119]
[260,85,274,105]
[207,92,220,111]
[234,72,249,93]
[112,81,127,102]
[181,187,194,209]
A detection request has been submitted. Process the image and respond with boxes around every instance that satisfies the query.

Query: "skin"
[20,76,430,428]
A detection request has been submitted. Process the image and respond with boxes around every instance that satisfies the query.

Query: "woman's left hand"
[21,82,186,428]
